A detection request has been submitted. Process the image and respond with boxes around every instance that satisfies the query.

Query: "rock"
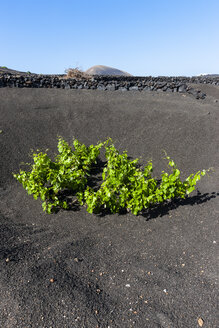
[64,83,70,89]
[106,84,116,91]
[143,86,151,91]
[200,92,206,99]
[97,85,105,90]
[188,88,199,97]
[118,87,128,91]
[129,86,139,91]
[178,84,187,93]
[156,82,167,88]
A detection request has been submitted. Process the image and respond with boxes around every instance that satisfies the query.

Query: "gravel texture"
[0,87,218,328]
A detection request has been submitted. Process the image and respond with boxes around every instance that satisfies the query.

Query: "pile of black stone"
[1,74,219,99]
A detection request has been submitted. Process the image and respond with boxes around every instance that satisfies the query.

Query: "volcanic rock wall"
[1,74,219,99]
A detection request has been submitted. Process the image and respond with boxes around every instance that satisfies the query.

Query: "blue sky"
[1,0,218,76]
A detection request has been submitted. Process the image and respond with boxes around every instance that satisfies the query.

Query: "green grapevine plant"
[13,137,105,213]
[13,137,210,215]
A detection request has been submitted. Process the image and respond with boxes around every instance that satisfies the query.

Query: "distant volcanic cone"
[85,65,132,76]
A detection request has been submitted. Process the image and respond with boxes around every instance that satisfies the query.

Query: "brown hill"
[85,65,132,76]
[0,66,33,75]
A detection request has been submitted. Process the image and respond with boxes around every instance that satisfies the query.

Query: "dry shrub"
[65,67,91,79]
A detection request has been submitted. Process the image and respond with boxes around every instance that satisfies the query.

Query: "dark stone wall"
[1,73,219,99]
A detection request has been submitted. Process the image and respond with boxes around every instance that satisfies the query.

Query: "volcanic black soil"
[0,87,219,328]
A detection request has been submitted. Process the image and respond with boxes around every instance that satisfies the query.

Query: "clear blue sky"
[1,0,218,76]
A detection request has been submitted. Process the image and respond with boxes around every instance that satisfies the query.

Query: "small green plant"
[81,144,209,215]
[0,66,7,69]
[13,137,105,213]
[13,137,210,215]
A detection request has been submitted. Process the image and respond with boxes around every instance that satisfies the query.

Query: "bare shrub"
[65,67,91,79]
